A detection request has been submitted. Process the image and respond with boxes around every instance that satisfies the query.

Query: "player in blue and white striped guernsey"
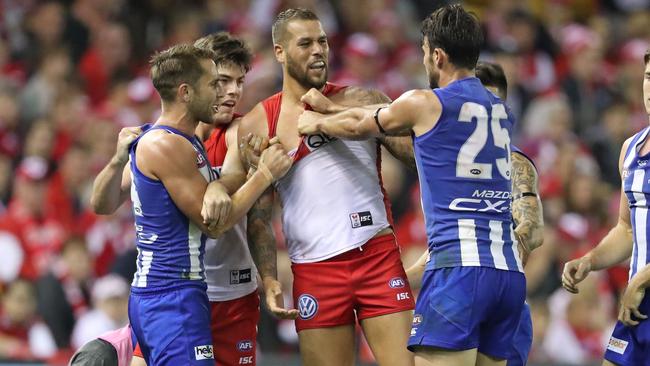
[297,5,526,365]
[562,50,650,366]
[112,44,292,366]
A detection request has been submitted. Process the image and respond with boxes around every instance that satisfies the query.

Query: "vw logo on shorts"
[298,294,319,320]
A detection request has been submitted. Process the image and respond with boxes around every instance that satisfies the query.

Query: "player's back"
[129,125,216,292]
[622,126,650,280]
[414,77,522,272]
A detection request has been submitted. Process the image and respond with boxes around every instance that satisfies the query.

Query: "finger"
[219,201,231,228]
[260,136,270,150]
[253,136,262,152]
[562,272,575,287]
[632,307,648,320]
[562,282,578,294]
[269,136,280,146]
[574,262,588,280]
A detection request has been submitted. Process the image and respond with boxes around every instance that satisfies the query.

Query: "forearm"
[90,157,128,214]
[512,196,544,251]
[318,108,380,140]
[585,222,633,271]
[217,172,246,194]
[379,136,416,171]
[247,190,278,280]
[210,172,272,235]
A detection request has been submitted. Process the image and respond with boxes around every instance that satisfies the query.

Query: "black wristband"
[514,192,538,200]
[374,107,386,134]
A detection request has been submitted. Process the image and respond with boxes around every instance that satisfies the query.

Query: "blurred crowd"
[0,0,648,364]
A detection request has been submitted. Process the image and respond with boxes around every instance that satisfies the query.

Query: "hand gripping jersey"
[202,117,258,301]
[129,125,217,292]
[262,83,392,263]
[622,126,650,281]
[415,77,523,273]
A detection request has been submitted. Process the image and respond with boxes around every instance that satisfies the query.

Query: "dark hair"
[421,4,484,70]
[194,32,253,72]
[149,44,216,102]
[645,49,650,66]
[475,61,508,99]
[272,8,319,45]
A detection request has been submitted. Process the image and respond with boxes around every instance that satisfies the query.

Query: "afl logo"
[236,340,253,352]
[470,168,482,175]
[298,294,318,320]
[389,277,405,288]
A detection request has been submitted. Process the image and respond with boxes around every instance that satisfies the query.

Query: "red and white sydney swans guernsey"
[202,117,258,301]
[262,83,393,263]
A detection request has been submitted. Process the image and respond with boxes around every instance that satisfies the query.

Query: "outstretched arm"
[298,89,439,140]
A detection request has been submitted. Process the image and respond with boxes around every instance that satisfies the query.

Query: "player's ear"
[178,83,192,103]
[434,48,445,69]
[274,43,285,63]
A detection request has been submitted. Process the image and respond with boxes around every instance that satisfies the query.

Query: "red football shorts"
[133,290,260,366]
[291,234,415,332]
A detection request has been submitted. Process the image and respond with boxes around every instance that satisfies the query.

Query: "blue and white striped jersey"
[129,125,217,293]
[622,126,650,281]
[415,77,523,273]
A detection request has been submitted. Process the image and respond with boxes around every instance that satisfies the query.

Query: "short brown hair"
[194,32,253,72]
[149,44,216,102]
[271,8,319,45]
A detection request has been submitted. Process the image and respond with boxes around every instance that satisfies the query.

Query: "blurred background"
[0,0,648,365]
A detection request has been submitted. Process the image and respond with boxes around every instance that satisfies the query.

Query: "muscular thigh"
[360,311,414,366]
[412,346,477,366]
[298,325,356,366]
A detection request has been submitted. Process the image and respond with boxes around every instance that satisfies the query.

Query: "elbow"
[90,196,108,215]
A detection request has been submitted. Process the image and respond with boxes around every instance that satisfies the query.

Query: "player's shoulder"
[238,103,268,135]
[334,86,391,105]
[138,128,195,161]
[394,89,440,111]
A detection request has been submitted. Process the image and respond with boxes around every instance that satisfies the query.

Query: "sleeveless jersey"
[415,77,523,272]
[202,116,258,301]
[262,83,392,263]
[129,125,217,292]
[622,126,650,281]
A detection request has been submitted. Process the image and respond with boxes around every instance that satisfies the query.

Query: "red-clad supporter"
[36,237,93,350]
[78,23,131,106]
[46,144,95,234]
[0,90,21,158]
[0,157,65,280]
[0,279,57,360]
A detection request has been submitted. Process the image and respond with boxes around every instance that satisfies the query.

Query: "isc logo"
[396,292,410,301]
[350,211,373,228]
[239,356,254,364]
[194,345,214,360]
[389,277,405,288]
[237,340,253,352]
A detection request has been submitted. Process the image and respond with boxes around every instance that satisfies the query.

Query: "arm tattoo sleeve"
[246,187,278,279]
[511,152,544,251]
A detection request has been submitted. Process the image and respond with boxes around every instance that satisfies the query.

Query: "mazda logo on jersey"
[298,294,318,320]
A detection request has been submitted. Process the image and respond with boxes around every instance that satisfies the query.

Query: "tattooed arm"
[511,152,544,263]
